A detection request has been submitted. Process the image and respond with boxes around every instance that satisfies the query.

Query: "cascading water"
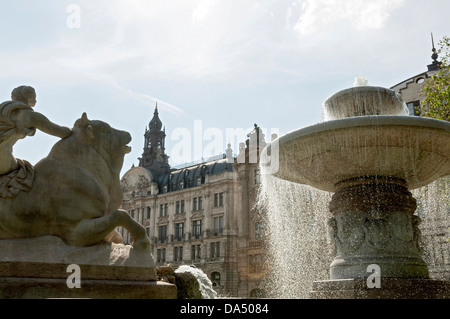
[257,175,332,298]
[322,84,409,121]
[258,175,449,298]
[412,178,450,280]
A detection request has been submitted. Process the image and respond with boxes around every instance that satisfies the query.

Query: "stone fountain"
[261,85,450,298]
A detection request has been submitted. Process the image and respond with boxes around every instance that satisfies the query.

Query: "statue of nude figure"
[0,86,71,197]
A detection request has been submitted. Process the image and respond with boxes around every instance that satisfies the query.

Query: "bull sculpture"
[0,113,150,251]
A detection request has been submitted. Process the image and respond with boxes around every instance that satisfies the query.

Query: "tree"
[419,36,450,121]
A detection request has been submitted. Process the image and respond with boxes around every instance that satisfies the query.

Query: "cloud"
[293,0,405,36]
[192,0,217,22]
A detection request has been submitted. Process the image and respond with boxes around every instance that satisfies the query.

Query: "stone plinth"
[0,236,177,299]
[0,277,177,299]
[310,278,450,299]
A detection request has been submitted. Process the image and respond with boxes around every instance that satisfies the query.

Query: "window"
[407,101,420,116]
[210,241,220,258]
[157,248,166,263]
[214,192,224,207]
[159,204,168,217]
[158,225,167,243]
[255,222,265,240]
[191,244,201,260]
[146,227,150,237]
[175,222,184,241]
[176,200,185,214]
[174,246,183,261]
[193,220,202,239]
[193,197,203,211]
[130,209,135,219]
[254,169,261,184]
[214,216,224,236]
[211,272,221,286]
[146,207,151,219]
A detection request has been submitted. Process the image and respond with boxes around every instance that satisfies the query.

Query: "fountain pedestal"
[328,176,428,280]
[310,176,450,299]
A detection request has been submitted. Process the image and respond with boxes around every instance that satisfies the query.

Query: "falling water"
[412,177,450,281]
[258,167,449,299]
[257,174,332,298]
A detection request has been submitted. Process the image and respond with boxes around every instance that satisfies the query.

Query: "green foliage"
[419,36,450,121]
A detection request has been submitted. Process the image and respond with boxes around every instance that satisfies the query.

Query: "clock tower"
[138,104,170,177]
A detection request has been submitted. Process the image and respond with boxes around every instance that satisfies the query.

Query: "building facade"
[119,107,270,297]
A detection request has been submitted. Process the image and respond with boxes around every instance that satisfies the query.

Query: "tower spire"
[431,32,438,62]
[428,32,441,71]
[139,102,170,177]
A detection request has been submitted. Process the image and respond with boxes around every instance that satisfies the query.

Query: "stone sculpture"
[0,111,150,250]
[0,86,175,298]
[0,86,71,198]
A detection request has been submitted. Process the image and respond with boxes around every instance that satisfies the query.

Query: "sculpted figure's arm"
[12,109,72,139]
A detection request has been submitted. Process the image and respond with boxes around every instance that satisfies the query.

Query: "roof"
[156,158,233,192]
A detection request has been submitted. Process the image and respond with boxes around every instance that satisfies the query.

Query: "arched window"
[211,271,221,287]
[201,165,209,184]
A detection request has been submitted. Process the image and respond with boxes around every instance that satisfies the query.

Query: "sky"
[0,0,449,175]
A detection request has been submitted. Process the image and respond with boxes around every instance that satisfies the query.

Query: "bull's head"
[74,113,132,172]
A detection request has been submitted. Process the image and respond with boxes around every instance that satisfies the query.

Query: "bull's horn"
[80,112,89,127]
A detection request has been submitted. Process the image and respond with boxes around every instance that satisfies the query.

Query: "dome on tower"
[149,103,163,132]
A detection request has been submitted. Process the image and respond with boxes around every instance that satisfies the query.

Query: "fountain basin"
[261,116,450,192]
[323,86,408,120]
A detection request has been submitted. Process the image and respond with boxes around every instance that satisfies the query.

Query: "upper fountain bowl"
[323,86,408,121]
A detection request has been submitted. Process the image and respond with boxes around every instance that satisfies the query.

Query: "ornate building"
[119,108,270,297]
